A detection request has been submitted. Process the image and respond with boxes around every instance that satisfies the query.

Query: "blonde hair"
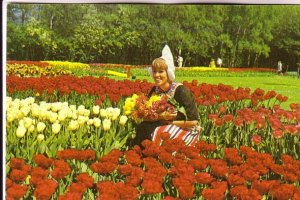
[152,58,168,71]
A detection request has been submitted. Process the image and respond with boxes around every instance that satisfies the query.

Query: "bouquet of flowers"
[123,93,186,123]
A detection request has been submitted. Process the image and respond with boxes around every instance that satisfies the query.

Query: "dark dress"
[133,82,199,146]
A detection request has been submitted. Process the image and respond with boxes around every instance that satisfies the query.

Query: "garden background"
[4,3,300,200]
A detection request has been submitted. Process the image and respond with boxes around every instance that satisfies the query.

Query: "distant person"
[277,60,283,75]
[209,59,216,68]
[177,56,183,68]
[217,57,222,67]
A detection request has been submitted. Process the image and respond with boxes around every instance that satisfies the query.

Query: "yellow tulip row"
[107,70,127,78]
[43,61,89,70]
[177,66,229,71]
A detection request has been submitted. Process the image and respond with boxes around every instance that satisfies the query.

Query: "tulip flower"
[20,101,29,108]
[19,119,25,127]
[52,122,61,134]
[27,125,35,133]
[83,109,90,116]
[106,107,115,118]
[93,118,101,128]
[123,97,136,115]
[13,98,21,105]
[92,105,100,115]
[23,117,33,129]
[39,101,47,108]
[36,122,46,132]
[272,130,283,139]
[51,103,60,112]
[37,134,45,141]
[62,102,69,108]
[6,96,12,104]
[124,109,132,116]
[102,119,112,131]
[6,113,15,123]
[100,109,108,118]
[78,116,88,126]
[67,109,73,118]
[71,112,78,120]
[58,110,67,122]
[87,119,94,125]
[16,125,26,138]
[31,105,40,117]
[77,105,86,115]
[68,120,79,131]
[111,108,121,120]
[119,115,128,126]
[251,135,262,145]
[39,108,48,120]
[25,97,35,104]
[17,111,25,120]
[70,105,77,111]
[48,112,58,123]
[46,104,52,110]
[20,106,30,116]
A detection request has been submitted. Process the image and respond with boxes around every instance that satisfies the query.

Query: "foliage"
[6,4,300,69]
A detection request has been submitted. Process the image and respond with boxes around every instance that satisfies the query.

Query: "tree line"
[6,4,300,69]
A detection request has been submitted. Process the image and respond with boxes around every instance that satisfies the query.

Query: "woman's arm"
[173,85,200,121]
[171,120,199,129]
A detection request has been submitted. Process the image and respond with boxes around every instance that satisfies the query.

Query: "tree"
[271,6,300,70]
[222,6,276,67]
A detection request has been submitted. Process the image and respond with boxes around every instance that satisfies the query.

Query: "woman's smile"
[154,77,162,83]
[152,68,170,91]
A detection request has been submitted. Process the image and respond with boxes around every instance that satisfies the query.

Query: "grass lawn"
[127,74,300,110]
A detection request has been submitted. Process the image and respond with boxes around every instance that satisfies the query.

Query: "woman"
[133,45,201,146]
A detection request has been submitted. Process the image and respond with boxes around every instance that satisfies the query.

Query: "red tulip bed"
[90,63,150,69]
[5,75,300,200]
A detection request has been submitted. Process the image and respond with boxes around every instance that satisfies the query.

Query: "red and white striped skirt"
[151,124,200,146]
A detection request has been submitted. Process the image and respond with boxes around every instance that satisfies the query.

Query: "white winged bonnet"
[148,45,175,81]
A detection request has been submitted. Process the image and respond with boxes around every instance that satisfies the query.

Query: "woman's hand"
[159,111,177,121]
[143,111,176,122]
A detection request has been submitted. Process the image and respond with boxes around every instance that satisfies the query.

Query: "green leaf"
[177,106,187,120]
[81,162,88,173]
[166,94,187,120]
[38,142,46,154]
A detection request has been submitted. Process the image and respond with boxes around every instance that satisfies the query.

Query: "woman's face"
[152,68,170,90]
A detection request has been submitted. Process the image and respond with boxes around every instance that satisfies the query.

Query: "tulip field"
[5,61,300,200]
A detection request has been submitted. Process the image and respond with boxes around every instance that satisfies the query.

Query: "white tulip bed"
[6,96,132,165]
